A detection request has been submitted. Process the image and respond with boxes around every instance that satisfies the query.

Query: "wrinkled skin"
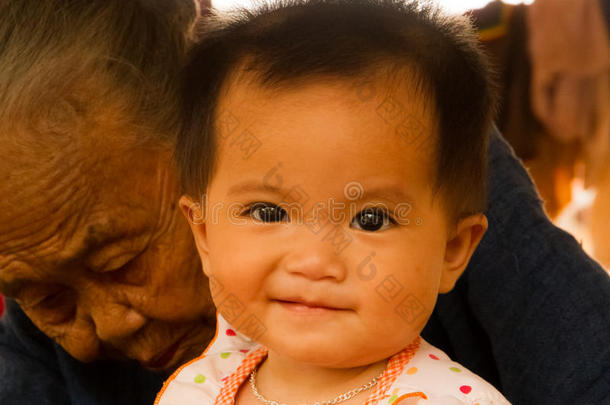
[0,136,215,371]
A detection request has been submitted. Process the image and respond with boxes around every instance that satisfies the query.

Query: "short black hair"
[178,0,498,219]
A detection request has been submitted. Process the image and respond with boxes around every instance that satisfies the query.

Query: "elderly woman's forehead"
[0,204,151,265]
[0,139,172,265]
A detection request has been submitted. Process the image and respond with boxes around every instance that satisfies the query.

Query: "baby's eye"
[243,202,289,223]
[350,207,396,232]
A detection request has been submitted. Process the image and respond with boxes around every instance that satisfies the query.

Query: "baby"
[157,0,510,404]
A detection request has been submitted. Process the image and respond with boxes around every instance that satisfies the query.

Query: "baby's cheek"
[395,291,436,336]
[207,268,259,317]
[364,296,427,349]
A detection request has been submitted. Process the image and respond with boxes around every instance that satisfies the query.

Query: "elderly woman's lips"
[142,339,182,369]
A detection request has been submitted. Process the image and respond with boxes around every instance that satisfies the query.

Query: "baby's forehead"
[216,66,437,128]
[213,70,440,187]
[214,71,439,173]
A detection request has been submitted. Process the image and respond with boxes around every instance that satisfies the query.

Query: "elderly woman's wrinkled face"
[0,139,215,371]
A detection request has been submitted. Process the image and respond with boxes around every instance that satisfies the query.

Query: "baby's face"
[186,77,472,368]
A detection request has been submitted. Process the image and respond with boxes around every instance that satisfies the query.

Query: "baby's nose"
[281,237,349,282]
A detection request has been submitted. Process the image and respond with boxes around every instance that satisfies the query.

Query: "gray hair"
[0,0,198,147]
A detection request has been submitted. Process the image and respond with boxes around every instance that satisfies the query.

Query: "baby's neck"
[253,350,387,404]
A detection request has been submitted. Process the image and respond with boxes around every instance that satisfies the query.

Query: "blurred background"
[467,0,610,273]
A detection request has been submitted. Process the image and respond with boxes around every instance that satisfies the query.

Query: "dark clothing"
[422,127,610,405]
[1,128,609,405]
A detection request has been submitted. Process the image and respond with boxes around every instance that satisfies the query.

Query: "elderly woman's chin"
[44,302,217,371]
[50,304,217,371]
[137,321,216,371]
[94,319,215,371]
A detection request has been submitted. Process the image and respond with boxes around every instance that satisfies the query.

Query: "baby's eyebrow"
[353,186,415,204]
[227,181,284,197]
[227,181,414,204]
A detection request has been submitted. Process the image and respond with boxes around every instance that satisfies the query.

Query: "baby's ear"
[179,195,212,276]
[439,213,488,293]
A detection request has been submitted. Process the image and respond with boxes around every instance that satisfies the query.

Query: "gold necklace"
[249,365,385,405]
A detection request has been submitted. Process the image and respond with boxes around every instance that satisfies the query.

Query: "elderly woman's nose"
[88,300,147,342]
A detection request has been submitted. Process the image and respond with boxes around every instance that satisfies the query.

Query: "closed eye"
[26,288,76,325]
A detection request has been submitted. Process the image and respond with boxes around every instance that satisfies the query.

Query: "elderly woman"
[0,1,608,405]
[0,0,215,402]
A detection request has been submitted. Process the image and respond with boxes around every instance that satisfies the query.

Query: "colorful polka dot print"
[155,313,511,405]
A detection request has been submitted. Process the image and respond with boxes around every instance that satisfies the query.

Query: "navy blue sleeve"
[0,299,70,405]
[0,299,168,405]
[423,127,610,405]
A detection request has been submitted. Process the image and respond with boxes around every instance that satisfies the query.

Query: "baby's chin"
[265,337,400,369]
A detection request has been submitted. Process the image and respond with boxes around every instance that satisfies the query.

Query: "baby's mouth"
[273,297,348,312]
